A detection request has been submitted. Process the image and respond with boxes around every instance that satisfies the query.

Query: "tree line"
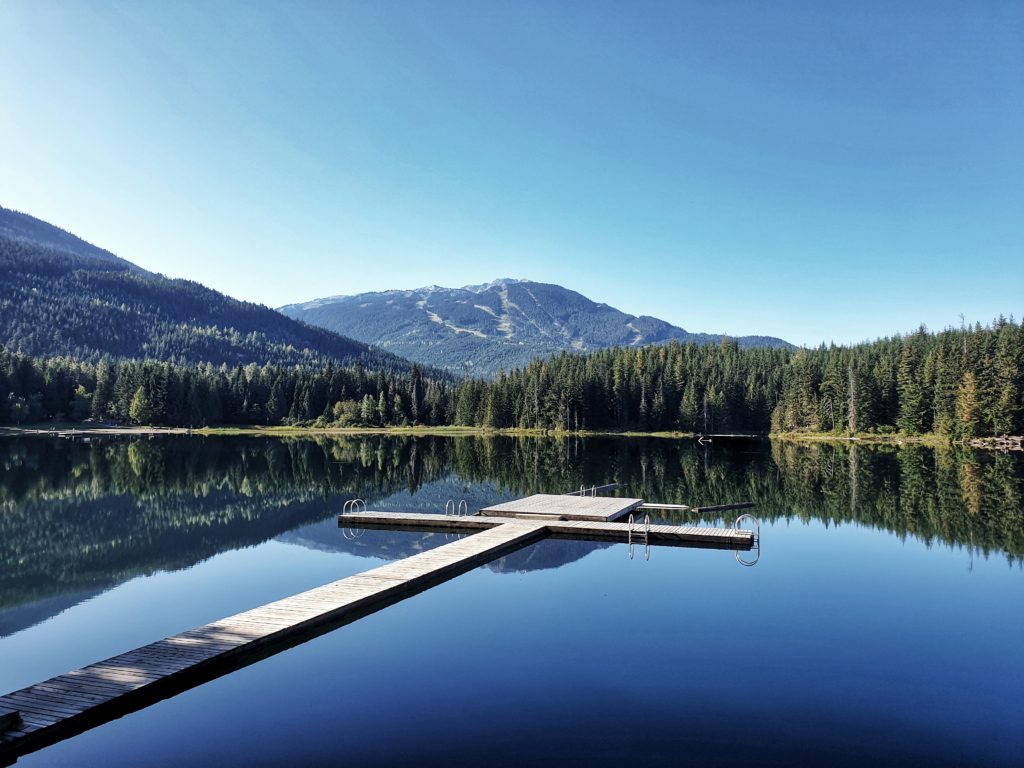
[0,350,454,428]
[452,318,1023,438]
[1,317,1022,438]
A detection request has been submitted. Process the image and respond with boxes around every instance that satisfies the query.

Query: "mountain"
[0,206,399,368]
[0,206,140,269]
[280,278,792,376]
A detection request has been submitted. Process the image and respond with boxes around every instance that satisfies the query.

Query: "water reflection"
[1,435,1021,636]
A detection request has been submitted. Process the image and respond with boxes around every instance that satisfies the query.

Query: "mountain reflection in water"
[1,434,1020,636]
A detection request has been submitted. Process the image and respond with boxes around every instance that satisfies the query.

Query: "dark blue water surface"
[0,435,1021,766]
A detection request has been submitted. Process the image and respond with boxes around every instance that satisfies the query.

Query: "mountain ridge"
[0,205,404,369]
[280,279,792,376]
[0,206,143,272]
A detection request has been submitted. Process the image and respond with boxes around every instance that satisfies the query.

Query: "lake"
[0,435,1021,766]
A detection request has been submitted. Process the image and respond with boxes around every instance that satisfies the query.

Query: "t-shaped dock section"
[340,494,756,549]
[0,492,755,765]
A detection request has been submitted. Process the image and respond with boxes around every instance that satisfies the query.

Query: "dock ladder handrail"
[341,498,367,516]
[564,482,620,497]
[627,512,651,561]
[443,499,471,539]
[444,499,471,517]
[341,498,367,539]
[733,512,760,566]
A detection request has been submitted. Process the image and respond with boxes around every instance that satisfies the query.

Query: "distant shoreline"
[2,423,1017,450]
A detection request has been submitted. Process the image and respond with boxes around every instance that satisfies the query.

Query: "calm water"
[0,435,1021,766]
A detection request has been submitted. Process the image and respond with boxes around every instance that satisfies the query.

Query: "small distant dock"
[0,490,757,764]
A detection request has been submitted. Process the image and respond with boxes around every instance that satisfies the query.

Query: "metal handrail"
[733,513,760,566]
[341,498,366,539]
[444,500,470,538]
[734,513,760,544]
[564,483,621,497]
[627,512,651,560]
[342,498,366,515]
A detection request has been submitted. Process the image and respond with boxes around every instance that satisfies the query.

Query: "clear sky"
[1,1,1021,347]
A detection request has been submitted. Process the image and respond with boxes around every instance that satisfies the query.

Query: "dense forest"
[0,234,401,368]
[0,347,453,427]
[1,317,1021,438]
[452,318,1023,438]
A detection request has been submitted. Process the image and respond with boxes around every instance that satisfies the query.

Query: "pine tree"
[897,343,926,433]
[956,371,978,439]
[847,361,858,433]
[129,386,153,425]
[90,361,112,419]
[359,393,377,425]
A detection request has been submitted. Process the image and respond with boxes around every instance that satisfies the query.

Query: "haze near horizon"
[1,1,1020,347]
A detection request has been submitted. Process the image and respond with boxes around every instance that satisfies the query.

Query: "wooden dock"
[0,522,547,763]
[0,491,757,764]
[480,493,644,521]
[339,511,753,549]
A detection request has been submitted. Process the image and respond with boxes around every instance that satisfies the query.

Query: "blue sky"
[1,1,1021,346]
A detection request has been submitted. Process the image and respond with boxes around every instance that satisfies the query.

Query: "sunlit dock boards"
[0,522,548,764]
[480,493,644,521]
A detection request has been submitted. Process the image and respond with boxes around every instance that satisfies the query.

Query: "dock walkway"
[0,521,547,763]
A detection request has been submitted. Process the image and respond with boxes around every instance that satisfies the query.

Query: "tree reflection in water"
[1,434,1020,635]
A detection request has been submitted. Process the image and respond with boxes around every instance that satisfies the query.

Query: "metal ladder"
[340,498,366,539]
[733,513,761,566]
[627,511,651,561]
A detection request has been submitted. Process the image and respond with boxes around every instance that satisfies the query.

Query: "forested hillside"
[3,319,1020,439]
[0,235,400,368]
[0,205,139,268]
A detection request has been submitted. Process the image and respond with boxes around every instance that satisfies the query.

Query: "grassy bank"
[772,431,949,447]
[2,422,706,439]
[4,423,1013,451]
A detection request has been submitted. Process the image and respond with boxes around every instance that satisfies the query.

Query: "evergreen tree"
[956,372,978,439]
[129,386,153,425]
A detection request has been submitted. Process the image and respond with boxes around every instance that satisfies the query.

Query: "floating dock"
[480,493,644,521]
[0,492,756,764]
[340,511,752,548]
